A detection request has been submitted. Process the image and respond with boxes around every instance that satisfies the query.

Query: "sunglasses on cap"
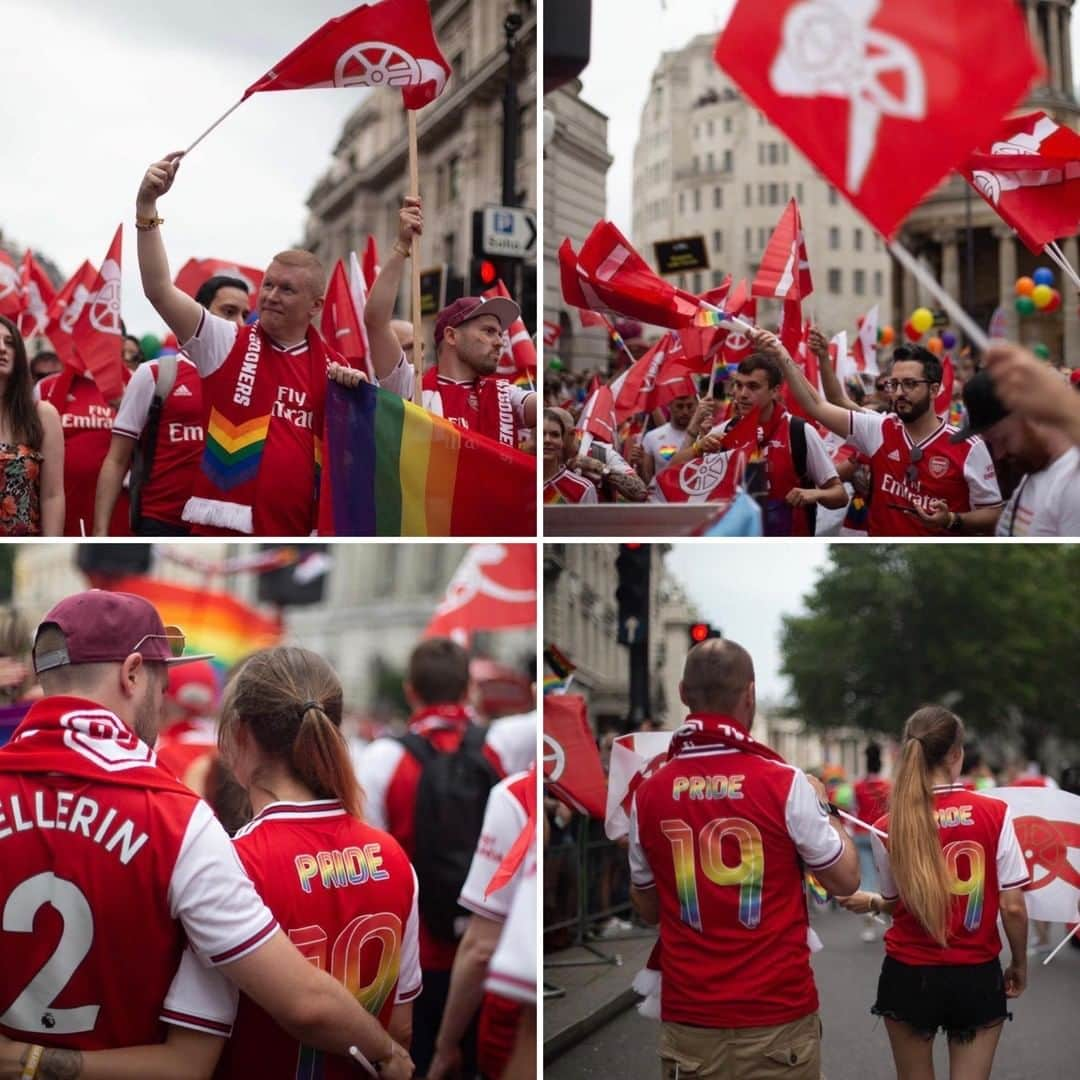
[131,625,186,658]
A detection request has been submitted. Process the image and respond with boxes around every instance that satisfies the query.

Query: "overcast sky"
[2,1,378,339]
[579,0,1080,237]
[665,541,832,706]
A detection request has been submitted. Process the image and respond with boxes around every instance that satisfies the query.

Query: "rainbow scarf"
[319,382,535,536]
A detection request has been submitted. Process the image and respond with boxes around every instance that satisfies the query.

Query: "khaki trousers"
[658,1011,822,1080]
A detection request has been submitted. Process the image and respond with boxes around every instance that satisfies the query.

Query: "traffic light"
[688,622,722,647]
[471,258,500,294]
[76,544,152,580]
[615,544,650,645]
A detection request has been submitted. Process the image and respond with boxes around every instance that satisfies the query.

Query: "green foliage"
[780,545,1080,742]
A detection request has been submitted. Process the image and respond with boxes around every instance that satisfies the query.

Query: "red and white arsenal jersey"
[873,785,1029,966]
[629,750,843,1028]
[113,357,204,528]
[36,373,130,537]
[853,776,892,836]
[846,411,1001,536]
[202,799,420,1079]
[0,698,276,1050]
[484,844,537,1007]
[543,467,597,505]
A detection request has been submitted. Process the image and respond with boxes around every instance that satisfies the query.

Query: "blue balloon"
[1033,266,1055,286]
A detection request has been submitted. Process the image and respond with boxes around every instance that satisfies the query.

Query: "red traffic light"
[689,623,710,643]
[479,260,498,286]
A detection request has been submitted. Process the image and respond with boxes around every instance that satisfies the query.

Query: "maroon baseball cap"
[434,295,519,347]
[33,591,214,674]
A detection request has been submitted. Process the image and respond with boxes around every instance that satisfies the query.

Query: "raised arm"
[136,153,203,344]
[808,326,863,412]
[749,327,852,439]
[365,197,423,380]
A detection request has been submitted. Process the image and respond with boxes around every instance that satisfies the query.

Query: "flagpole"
[835,807,888,840]
[185,99,245,156]
[1044,241,1080,292]
[1042,922,1080,965]
[887,240,989,350]
[407,109,423,406]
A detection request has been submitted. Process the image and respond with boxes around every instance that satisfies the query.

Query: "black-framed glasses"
[906,446,923,486]
[875,378,897,392]
[131,625,186,658]
[895,378,931,393]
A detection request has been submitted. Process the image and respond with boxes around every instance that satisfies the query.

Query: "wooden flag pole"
[185,99,245,156]
[407,110,422,405]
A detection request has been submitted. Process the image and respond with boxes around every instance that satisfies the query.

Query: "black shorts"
[871,955,1010,1043]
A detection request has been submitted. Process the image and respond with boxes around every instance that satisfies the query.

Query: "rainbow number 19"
[944,840,985,932]
[660,818,764,931]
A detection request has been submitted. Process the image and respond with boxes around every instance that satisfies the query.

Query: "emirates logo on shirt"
[928,455,949,479]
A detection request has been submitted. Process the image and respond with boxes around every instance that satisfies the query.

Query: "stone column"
[1048,0,1063,93]
[1062,3,1075,99]
[1027,2,1043,92]
[996,227,1019,340]
[936,229,960,303]
[1064,234,1080,367]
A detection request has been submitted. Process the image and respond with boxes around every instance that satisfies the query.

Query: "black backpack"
[399,724,500,942]
[788,416,818,534]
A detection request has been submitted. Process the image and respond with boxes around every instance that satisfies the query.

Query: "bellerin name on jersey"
[0,789,148,865]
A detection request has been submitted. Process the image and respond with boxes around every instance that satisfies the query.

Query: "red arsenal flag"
[576,384,617,444]
[69,226,127,401]
[543,695,608,820]
[542,320,562,348]
[173,258,264,300]
[45,260,97,372]
[0,252,22,319]
[934,354,955,418]
[424,544,536,642]
[653,363,702,410]
[578,307,608,329]
[321,259,373,378]
[654,449,742,505]
[853,304,880,375]
[962,111,1080,253]
[572,223,701,329]
[716,0,1040,238]
[16,252,57,339]
[608,333,673,423]
[753,199,813,301]
[484,279,536,378]
[361,235,380,291]
[243,0,451,110]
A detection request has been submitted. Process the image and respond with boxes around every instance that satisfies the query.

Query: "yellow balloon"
[1031,284,1053,309]
[911,307,934,334]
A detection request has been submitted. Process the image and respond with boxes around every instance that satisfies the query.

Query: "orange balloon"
[927,336,944,355]
[880,325,895,346]
[1015,276,1035,297]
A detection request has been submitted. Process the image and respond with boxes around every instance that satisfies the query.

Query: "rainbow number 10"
[944,840,985,932]
[660,818,764,931]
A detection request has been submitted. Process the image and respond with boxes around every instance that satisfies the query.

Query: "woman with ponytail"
[839,706,1030,1079]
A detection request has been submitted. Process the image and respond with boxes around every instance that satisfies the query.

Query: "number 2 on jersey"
[660,818,764,931]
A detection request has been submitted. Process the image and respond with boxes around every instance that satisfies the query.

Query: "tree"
[780,545,1080,758]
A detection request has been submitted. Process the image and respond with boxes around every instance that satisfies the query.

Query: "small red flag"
[69,226,127,401]
[485,280,536,378]
[608,334,673,423]
[45,261,98,373]
[576,384,617,444]
[362,236,380,292]
[753,199,813,301]
[174,258,263,300]
[715,0,1040,238]
[16,252,56,338]
[0,252,23,320]
[243,0,451,110]
[543,695,608,820]
[935,354,955,418]
[654,449,742,505]
[321,259,373,378]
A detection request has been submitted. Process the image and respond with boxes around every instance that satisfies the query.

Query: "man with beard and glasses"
[757,329,1002,536]
[953,369,1080,536]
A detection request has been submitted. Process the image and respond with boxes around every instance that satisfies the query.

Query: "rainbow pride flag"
[805,872,829,906]
[108,576,283,674]
[319,382,535,536]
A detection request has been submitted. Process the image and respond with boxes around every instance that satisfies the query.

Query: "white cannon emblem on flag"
[542,733,566,784]
[0,262,18,302]
[89,259,122,336]
[971,116,1080,204]
[334,42,447,96]
[60,285,93,334]
[769,0,926,193]
[678,453,729,498]
[431,544,535,616]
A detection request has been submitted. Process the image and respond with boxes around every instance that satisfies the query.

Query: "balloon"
[880,325,895,346]
[941,331,957,349]
[1044,288,1062,313]
[1016,296,1036,316]
[910,307,934,334]
[1032,284,1053,309]
[1033,267,1055,287]
[548,357,564,371]
[1032,343,1051,360]
[926,336,944,355]
[139,334,161,359]
[1015,276,1035,296]
[903,320,922,342]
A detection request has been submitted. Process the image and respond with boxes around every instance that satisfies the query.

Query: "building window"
[828,226,840,250]
[745,226,752,251]
[758,143,764,166]
[693,188,701,211]
[713,229,723,252]
[853,228,863,251]
[759,226,770,248]
[828,268,842,294]
[783,144,790,165]
[692,155,700,174]
[768,182,779,205]
[723,149,733,171]
[828,185,838,206]
[706,151,714,172]
[693,271,703,293]
[874,270,884,295]
[713,186,723,208]
[712,269,726,286]
[448,155,461,201]
[854,269,866,295]
[768,144,779,165]
[707,120,714,136]
[796,182,804,201]
[745,183,752,206]
[443,232,456,268]
[874,234,883,252]
[694,124,700,139]
[724,116,732,133]
[678,191,685,213]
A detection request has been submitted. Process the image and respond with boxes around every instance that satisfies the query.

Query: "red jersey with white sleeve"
[112,357,204,529]
[872,785,1030,966]
[846,412,1001,537]
[629,744,844,1028]
[209,799,420,1080]
[853,775,891,835]
[543,467,597,505]
[484,843,537,1007]
[36,373,130,536]
[0,696,277,1050]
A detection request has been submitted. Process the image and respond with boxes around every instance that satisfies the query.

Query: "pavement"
[542,925,658,1064]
